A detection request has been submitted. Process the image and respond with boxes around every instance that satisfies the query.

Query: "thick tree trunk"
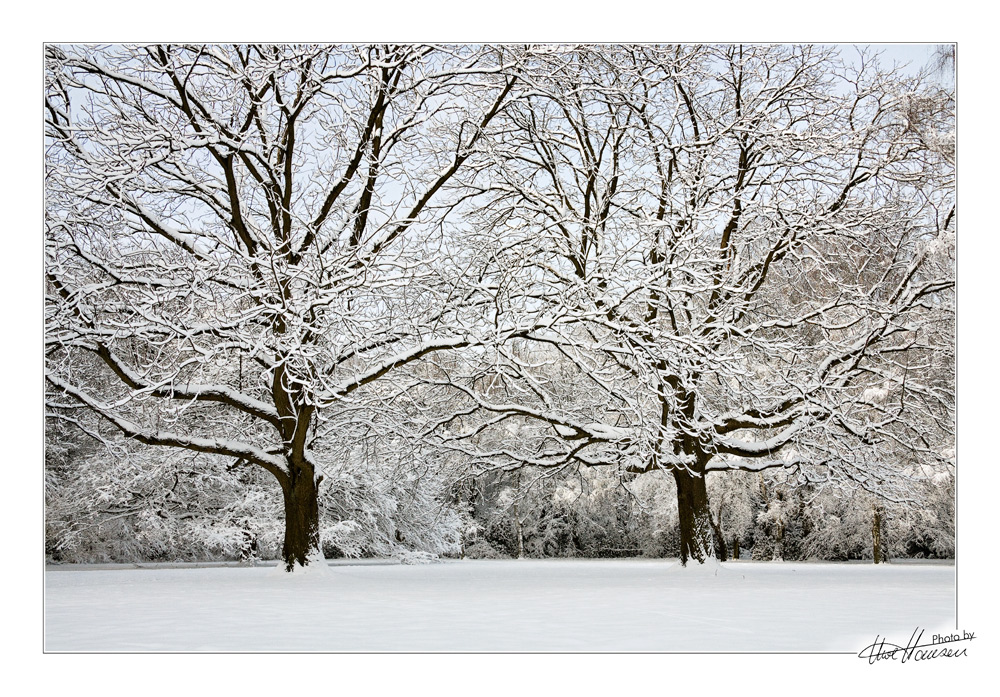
[673,468,716,565]
[280,469,322,572]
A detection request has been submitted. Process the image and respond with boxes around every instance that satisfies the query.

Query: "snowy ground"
[44,558,954,652]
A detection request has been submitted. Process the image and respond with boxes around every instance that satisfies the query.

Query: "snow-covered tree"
[44,44,517,571]
[706,470,759,560]
[45,44,955,569]
[427,45,955,564]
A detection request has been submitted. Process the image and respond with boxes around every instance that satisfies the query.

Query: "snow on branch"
[46,373,289,480]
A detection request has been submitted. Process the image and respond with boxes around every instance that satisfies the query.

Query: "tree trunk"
[872,503,884,565]
[710,513,728,561]
[673,468,715,565]
[515,516,524,559]
[280,468,322,572]
[773,519,784,561]
[513,470,524,558]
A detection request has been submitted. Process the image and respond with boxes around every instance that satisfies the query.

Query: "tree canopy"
[45,44,955,569]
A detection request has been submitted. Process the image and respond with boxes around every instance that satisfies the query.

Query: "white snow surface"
[44,558,954,652]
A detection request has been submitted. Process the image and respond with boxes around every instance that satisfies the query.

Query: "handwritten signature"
[859,628,975,664]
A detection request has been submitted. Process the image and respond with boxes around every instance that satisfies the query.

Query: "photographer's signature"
[859,628,975,664]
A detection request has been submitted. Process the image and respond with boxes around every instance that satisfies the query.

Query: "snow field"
[45,558,954,652]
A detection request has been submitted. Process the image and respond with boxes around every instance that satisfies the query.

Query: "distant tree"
[706,470,758,560]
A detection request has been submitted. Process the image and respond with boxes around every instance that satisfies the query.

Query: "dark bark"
[279,465,322,572]
[774,519,785,561]
[673,468,715,565]
[872,503,886,564]
[710,508,728,561]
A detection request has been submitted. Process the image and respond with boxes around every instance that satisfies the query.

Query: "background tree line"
[46,429,954,564]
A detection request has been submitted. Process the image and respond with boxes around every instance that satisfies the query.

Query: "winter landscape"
[44,43,957,654]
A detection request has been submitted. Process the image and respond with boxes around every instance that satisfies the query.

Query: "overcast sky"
[838,43,952,80]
